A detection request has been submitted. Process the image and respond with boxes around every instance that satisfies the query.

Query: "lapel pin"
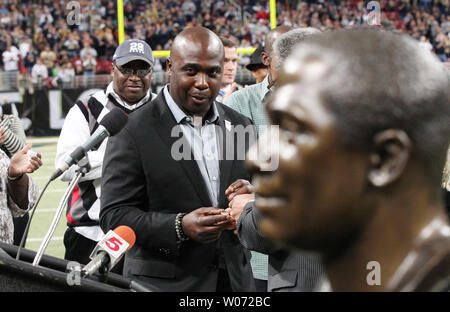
[225,120,232,132]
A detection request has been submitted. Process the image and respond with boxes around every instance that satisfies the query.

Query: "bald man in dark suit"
[100,27,256,292]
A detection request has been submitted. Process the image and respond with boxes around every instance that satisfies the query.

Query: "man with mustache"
[100,27,256,292]
[225,26,292,292]
[55,39,156,272]
[226,28,325,292]
[247,29,450,291]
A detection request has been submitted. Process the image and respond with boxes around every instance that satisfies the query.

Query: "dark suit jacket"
[237,201,325,292]
[100,91,256,292]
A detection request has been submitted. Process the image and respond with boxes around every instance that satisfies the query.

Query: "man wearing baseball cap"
[55,39,156,273]
[245,45,268,84]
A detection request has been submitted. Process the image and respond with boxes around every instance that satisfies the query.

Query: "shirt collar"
[259,75,271,101]
[163,84,220,126]
[106,82,152,111]
[219,84,232,96]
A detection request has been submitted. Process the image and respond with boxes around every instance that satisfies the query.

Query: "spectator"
[38,7,54,26]
[0,4,8,16]
[23,44,38,74]
[64,32,80,59]
[419,35,433,52]
[73,59,84,76]
[88,9,102,32]
[442,15,450,34]
[80,40,97,62]
[245,45,268,84]
[55,61,75,87]
[40,45,56,76]
[51,63,62,81]
[2,44,19,72]
[57,48,70,66]
[435,31,448,62]
[31,57,48,85]
[45,24,60,50]
[181,0,197,19]
[33,29,48,52]
[216,37,241,104]
[82,52,97,86]
[18,38,32,59]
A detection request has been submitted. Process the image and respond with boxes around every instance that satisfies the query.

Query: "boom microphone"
[82,226,136,278]
[51,107,128,181]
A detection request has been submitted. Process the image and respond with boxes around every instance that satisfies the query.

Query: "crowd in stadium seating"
[0,0,448,85]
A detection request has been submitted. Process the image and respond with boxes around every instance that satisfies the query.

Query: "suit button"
[158,248,170,255]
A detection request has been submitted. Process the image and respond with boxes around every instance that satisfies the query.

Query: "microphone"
[82,225,136,278]
[51,107,128,181]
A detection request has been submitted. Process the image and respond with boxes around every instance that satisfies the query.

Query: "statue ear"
[367,129,412,187]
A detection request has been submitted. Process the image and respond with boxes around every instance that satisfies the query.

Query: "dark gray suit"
[100,91,256,292]
[237,201,325,291]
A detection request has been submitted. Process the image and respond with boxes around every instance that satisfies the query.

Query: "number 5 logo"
[105,237,123,252]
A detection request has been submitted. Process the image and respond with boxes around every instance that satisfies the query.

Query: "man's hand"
[181,207,235,243]
[225,193,255,234]
[225,179,254,201]
[227,193,255,222]
[222,82,240,104]
[9,143,43,177]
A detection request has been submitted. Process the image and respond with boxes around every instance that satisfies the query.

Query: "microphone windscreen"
[100,107,128,136]
[113,226,136,251]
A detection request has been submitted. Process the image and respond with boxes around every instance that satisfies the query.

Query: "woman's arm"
[7,144,42,211]
[0,114,26,156]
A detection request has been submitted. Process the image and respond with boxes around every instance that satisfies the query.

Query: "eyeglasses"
[114,63,152,77]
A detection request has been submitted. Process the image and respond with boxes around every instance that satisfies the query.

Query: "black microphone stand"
[32,154,91,266]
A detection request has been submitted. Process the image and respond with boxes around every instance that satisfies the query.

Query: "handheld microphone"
[51,107,128,181]
[82,225,136,278]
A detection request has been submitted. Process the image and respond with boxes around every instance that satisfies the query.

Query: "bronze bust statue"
[246,29,450,291]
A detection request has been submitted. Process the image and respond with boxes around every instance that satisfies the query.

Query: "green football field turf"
[24,136,67,259]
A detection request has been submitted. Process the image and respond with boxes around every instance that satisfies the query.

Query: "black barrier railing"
[3,69,256,93]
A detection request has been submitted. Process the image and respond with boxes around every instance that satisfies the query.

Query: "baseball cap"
[245,45,266,71]
[112,39,155,67]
